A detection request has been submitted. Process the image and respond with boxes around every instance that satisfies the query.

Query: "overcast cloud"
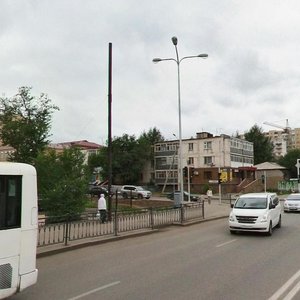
[1,0,299,144]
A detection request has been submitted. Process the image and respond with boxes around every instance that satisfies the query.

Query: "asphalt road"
[12,211,300,300]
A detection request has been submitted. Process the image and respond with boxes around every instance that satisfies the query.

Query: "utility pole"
[187,165,191,202]
[218,167,222,204]
[296,159,300,192]
[107,42,112,220]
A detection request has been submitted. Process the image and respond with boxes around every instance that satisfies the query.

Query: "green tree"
[137,127,164,185]
[277,149,300,178]
[108,134,143,184]
[35,147,88,217]
[88,128,165,185]
[244,124,274,164]
[138,127,164,148]
[86,150,102,178]
[138,127,164,160]
[0,86,59,164]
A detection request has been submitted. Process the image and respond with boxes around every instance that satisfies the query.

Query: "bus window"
[0,163,38,299]
[0,176,22,230]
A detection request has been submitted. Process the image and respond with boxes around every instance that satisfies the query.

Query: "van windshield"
[234,197,267,209]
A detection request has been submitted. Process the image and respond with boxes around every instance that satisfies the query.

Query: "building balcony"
[155,165,178,170]
[155,178,178,185]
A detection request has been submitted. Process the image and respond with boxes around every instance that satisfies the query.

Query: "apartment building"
[154,132,254,193]
[264,128,300,158]
[264,130,288,158]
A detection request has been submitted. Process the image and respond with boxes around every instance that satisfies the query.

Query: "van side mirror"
[269,202,276,209]
[230,204,234,208]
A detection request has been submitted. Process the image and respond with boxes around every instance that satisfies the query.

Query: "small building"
[0,145,14,161]
[49,140,102,164]
[154,132,254,194]
[254,162,287,190]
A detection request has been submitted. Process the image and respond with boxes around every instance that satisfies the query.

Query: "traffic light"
[261,174,265,184]
[183,166,188,177]
[218,172,222,184]
[190,167,195,177]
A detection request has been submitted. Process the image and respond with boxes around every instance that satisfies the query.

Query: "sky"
[1,0,300,145]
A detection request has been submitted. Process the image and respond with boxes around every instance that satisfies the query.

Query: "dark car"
[88,183,108,196]
[167,191,200,202]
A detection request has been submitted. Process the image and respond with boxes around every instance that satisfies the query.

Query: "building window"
[155,157,167,168]
[155,143,178,153]
[204,156,212,165]
[166,156,175,165]
[188,143,194,151]
[167,170,177,179]
[156,171,166,179]
[204,141,212,150]
[88,149,97,155]
[155,145,161,152]
[188,157,194,165]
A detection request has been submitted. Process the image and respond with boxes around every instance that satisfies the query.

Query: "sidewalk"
[37,199,231,257]
[203,199,232,219]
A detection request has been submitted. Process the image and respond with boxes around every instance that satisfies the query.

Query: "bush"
[202,184,210,194]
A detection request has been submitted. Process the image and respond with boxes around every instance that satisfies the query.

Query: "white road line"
[284,280,300,300]
[216,239,237,248]
[268,269,300,300]
[67,281,121,300]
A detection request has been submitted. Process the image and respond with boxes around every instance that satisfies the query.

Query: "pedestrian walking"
[207,189,212,204]
[98,193,107,223]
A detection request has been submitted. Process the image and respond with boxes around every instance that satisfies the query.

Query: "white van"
[229,193,281,236]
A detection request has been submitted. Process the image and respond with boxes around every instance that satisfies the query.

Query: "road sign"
[209,180,219,184]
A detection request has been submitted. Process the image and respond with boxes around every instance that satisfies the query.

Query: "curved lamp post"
[153,36,208,204]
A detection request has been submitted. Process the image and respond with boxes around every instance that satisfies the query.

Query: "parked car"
[167,191,200,202]
[120,185,152,199]
[88,183,108,196]
[284,193,300,212]
[229,192,281,236]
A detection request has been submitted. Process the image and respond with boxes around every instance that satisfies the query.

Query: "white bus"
[0,162,38,299]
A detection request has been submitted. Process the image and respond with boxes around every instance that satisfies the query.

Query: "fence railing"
[37,202,204,248]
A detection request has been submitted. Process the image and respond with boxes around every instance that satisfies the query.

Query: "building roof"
[254,162,286,170]
[49,140,102,150]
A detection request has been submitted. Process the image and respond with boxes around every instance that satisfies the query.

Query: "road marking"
[216,239,237,248]
[67,281,121,300]
[268,269,300,300]
[284,280,300,300]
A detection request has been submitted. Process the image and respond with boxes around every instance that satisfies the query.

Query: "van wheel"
[123,193,128,199]
[267,221,273,236]
[276,215,281,228]
[230,230,236,234]
[138,194,143,199]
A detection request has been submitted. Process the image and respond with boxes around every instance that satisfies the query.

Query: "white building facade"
[154,132,254,188]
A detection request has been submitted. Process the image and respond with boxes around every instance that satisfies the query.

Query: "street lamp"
[153,36,208,204]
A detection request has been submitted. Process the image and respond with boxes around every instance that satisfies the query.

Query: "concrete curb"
[177,215,229,226]
[37,229,159,258]
[37,215,229,258]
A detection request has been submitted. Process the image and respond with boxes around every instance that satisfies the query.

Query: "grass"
[85,195,173,212]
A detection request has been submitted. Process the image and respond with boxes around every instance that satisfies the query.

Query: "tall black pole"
[108,42,112,220]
